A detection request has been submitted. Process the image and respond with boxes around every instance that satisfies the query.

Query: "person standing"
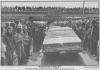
[33,26,40,52]
[1,27,7,65]
[27,26,32,59]
[83,23,90,50]
[37,26,43,51]
[23,27,30,60]
[87,22,92,51]
[14,27,25,65]
[3,27,15,65]
[91,19,99,56]
[80,22,86,50]
[32,24,36,53]
[39,25,46,50]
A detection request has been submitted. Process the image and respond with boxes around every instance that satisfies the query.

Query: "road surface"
[26,47,99,66]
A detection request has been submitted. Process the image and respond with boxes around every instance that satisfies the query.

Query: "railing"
[1,10,99,14]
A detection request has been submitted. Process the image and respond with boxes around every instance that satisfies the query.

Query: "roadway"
[13,45,99,66]
[26,48,99,66]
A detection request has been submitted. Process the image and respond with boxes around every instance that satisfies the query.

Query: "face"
[23,28,27,33]
[8,28,12,34]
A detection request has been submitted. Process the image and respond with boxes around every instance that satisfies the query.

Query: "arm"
[3,35,10,48]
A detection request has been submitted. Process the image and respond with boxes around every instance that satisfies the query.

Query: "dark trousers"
[1,57,6,65]
[91,40,98,55]
[6,48,13,65]
[18,57,22,65]
[33,40,41,52]
[33,44,36,52]
[24,44,28,59]
[40,37,44,49]
[83,36,88,50]
[24,40,31,59]
[87,38,91,51]
[27,40,31,59]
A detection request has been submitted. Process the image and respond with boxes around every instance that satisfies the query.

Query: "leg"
[91,40,94,54]
[33,40,37,52]
[88,39,91,51]
[7,49,13,65]
[27,40,31,59]
[21,45,26,63]
[26,44,29,59]
[1,57,6,65]
[16,46,22,65]
[93,41,98,55]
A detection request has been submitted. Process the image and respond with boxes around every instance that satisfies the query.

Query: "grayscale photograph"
[1,0,99,66]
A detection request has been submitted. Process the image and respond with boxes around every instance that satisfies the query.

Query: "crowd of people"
[1,17,99,66]
[71,18,99,59]
[1,18,48,65]
[52,18,99,59]
[1,6,99,13]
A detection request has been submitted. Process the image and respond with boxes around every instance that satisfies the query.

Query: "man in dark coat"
[33,27,40,52]
[27,26,32,58]
[91,19,99,56]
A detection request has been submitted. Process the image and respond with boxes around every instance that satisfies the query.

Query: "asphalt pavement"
[13,44,99,66]
[26,47,99,66]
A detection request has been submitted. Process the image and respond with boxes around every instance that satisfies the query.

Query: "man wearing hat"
[91,19,99,56]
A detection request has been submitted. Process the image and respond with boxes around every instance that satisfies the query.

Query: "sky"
[2,1,99,8]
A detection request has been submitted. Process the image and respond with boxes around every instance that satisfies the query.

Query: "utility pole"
[82,1,85,21]
[98,1,99,9]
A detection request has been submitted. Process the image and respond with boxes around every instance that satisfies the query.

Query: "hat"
[92,19,98,25]
[96,18,99,23]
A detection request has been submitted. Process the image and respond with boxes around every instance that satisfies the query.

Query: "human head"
[16,27,21,34]
[6,23,9,26]
[6,27,13,34]
[82,22,85,28]
[92,19,98,26]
